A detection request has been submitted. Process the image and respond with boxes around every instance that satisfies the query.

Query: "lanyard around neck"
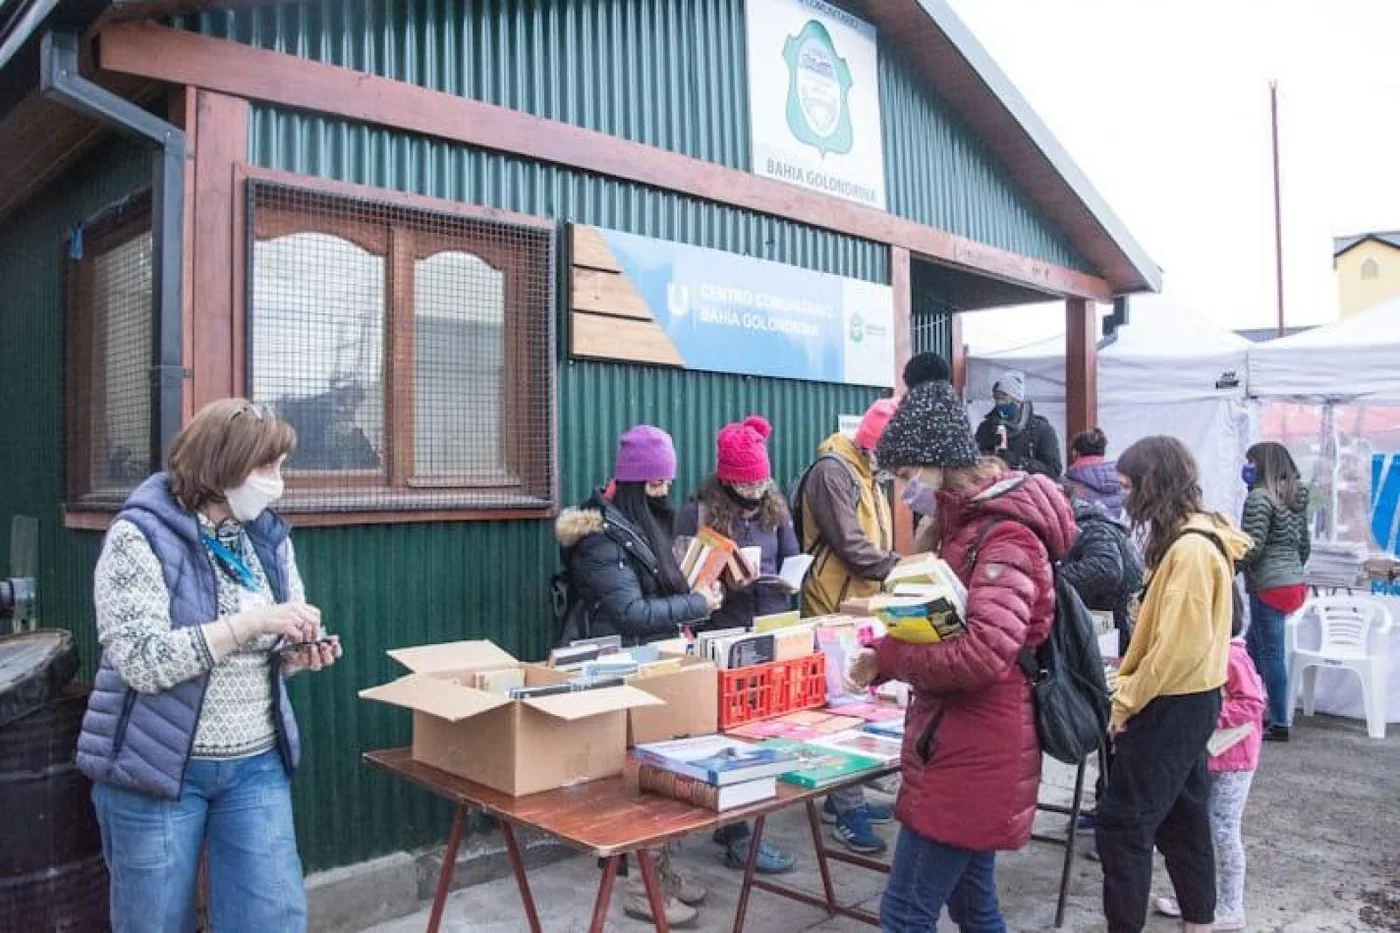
[200,532,259,592]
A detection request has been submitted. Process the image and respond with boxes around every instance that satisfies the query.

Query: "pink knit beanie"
[854,399,898,451]
[716,416,773,485]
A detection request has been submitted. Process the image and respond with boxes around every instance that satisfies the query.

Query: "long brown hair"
[167,399,296,511]
[1117,436,1213,569]
[1246,441,1303,511]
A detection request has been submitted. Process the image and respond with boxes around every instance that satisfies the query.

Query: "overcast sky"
[944,0,1400,352]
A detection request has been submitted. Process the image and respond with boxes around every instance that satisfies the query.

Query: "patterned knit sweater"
[93,513,307,759]
[1240,487,1312,592]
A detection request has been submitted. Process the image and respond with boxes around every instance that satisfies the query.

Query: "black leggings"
[1096,690,1220,932]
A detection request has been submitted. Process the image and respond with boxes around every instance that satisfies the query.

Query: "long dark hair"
[611,481,691,595]
[1118,436,1213,569]
[1247,441,1303,511]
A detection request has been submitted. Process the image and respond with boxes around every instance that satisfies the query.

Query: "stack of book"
[678,527,739,590]
[634,735,803,811]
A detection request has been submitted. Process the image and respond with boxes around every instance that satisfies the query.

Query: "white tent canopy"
[1248,296,1400,402]
[964,298,1251,516]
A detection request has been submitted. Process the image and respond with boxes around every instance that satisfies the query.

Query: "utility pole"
[1270,80,1285,337]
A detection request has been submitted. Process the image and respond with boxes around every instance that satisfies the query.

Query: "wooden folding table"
[364,748,898,932]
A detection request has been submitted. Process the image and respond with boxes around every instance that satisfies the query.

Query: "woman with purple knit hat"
[555,425,718,927]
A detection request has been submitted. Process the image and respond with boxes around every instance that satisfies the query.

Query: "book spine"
[638,764,719,810]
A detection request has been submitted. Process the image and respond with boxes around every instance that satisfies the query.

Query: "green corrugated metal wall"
[245,105,891,868]
[179,0,1090,272]
[0,139,151,678]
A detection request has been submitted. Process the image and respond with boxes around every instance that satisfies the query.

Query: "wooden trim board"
[96,22,1114,302]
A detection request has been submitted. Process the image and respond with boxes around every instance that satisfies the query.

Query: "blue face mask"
[1241,464,1257,487]
[996,402,1019,421]
[901,474,939,517]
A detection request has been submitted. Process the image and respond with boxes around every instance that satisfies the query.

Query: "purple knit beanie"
[614,425,677,483]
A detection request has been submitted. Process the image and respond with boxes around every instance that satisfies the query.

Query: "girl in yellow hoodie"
[1096,436,1252,933]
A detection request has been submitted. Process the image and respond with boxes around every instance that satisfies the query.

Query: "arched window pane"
[413,250,505,480]
[1361,258,1380,281]
[252,232,386,472]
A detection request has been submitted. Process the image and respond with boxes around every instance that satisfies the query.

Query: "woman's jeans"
[1246,594,1291,728]
[92,748,308,933]
[880,826,1006,932]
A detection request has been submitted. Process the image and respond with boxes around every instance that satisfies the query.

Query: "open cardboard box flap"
[387,640,519,675]
[358,674,513,722]
[521,684,663,722]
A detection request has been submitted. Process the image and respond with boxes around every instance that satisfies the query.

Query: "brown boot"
[623,880,699,927]
[656,844,707,905]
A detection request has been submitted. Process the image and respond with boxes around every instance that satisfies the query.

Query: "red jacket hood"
[939,472,1075,562]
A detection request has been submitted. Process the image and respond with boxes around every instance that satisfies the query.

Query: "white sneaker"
[1154,895,1182,918]
[1213,912,1247,930]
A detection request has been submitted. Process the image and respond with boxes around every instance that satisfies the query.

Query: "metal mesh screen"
[246,181,555,512]
[67,194,156,504]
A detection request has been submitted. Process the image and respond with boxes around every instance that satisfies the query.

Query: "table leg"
[731,814,768,933]
[590,855,621,933]
[427,803,469,933]
[500,820,543,933]
[634,846,671,933]
[805,799,839,911]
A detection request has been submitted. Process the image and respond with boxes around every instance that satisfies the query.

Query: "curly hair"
[1117,436,1211,569]
[1071,427,1109,458]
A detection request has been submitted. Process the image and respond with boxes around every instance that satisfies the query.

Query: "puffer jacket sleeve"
[1297,492,1312,568]
[1058,521,1123,606]
[570,533,709,640]
[1240,490,1273,571]
[875,524,1045,696]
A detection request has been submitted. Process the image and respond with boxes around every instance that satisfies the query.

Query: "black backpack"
[787,453,861,549]
[966,519,1111,765]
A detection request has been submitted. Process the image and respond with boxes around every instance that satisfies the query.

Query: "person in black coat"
[974,370,1063,478]
[554,426,718,647]
[1059,492,1144,656]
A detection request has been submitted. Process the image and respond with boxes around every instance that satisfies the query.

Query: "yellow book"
[754,610,802,633]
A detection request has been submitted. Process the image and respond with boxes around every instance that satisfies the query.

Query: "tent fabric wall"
[1248,296,1400,402]
[964,307,1251,517]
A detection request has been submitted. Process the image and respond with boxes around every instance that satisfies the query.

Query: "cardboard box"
[625,657,718,745]
[360,641,662,796]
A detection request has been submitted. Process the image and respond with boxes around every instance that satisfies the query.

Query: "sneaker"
[1213,911,1247,930]
[1154,895,1182,918]
[1264,725,1290,743]
[721,837,796,874]
[822,798,894,825]
[831,807,888,856]
[623,888,699,927]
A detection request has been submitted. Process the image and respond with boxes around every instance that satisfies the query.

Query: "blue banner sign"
[595,227,895,388]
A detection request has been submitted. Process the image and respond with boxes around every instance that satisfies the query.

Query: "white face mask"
[225,473,285,523]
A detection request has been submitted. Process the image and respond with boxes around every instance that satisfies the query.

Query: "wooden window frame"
[64,191,156,512]
[243,171,558,521]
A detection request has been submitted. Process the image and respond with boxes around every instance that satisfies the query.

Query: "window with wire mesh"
[65,192,156,507]
[246,181,555,512]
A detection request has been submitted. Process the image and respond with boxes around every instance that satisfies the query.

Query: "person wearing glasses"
[78,398,340,933]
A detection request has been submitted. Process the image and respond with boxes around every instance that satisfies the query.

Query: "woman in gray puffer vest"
[1240,441,1312,741]
[79,399,340,933]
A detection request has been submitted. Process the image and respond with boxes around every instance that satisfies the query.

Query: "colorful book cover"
[634,735,802,786]
[761,738,884,789]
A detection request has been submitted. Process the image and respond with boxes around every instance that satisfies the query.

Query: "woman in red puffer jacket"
[851,380,1075,932]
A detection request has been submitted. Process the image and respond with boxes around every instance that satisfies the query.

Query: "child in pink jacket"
[1158,621,1265,930]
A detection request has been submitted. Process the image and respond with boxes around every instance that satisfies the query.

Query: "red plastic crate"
[717,653,827,730]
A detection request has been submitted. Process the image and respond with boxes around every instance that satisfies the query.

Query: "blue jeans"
[92,748,307,933]
[1246,594,1290,727]
[880,827,1006,932]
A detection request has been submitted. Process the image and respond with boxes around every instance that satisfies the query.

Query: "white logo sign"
[746,0,886,209]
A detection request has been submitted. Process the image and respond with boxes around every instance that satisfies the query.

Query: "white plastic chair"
[1286,596,1393,739]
